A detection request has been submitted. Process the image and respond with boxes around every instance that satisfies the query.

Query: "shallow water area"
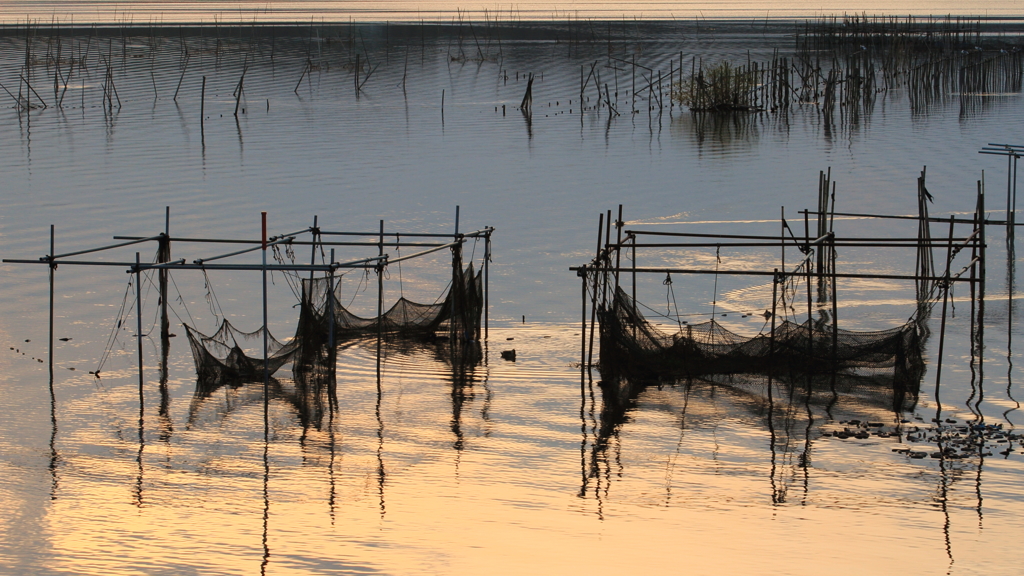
[1,19,1024,575]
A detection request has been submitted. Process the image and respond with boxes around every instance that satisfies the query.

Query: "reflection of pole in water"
[578,356,588,499]
[261,212,271,576]
[663,382,691,507]
[1004,234,1018,424]
[48,224,59,497]
[375,337,386,519]
[134,251,145,507]
[328,390,337,526]
[937,446,954,568]
[261,399,270,576]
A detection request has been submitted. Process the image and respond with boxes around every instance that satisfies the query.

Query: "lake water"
[3,1,1024,24]
[1,19,1022,575]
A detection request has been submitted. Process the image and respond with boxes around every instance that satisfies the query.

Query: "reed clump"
[673,61,759,112]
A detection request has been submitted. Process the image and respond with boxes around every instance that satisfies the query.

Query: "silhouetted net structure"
[184,320,300,386]
[184,247,484,386]
[599,287,925,391]
[295,256,483,345]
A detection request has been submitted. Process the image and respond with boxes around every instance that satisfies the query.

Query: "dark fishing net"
[185,247,483,388]
[295,249,484,345]
[183,320,300,386]
[598,287,925,391]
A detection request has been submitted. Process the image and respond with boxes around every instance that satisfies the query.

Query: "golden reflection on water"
[9,322,1014,574]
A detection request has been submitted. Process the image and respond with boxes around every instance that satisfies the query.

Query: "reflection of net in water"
[598,287,925,394]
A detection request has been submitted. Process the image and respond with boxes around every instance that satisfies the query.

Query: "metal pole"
[1008,153,1013,240]
[581,266,588,373]
[328,248,335,351]
[48,225,54,381]
[770,269,779,375]
[587,213,604,369]
[484,230,490,339]
[804,212,813,363]
[602,209,612,308]
[378,220,384,340]
[159,208,170,386]
[262,212,269,403]
[309,215,319,280]
[830,236,838,371]
[614,205,623,294]
[934,217,956,417]
[135,251,144,390]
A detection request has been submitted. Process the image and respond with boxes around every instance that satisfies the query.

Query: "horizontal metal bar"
[48,234,165,260]
[388,240,461,265]
[194,235,295,264]
[3,259,376,271]
[317,227,493,239]
[797,209,1023,226]
[570,266,981,283]
[609,240,979,249]
[626,230,795,241]
[114,236,449,248]
[330,255,389,270]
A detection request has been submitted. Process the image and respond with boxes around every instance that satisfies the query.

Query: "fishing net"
[598,287,925,388]
[183,320,300,386]
[295,251,483,344]
[185,246,483,386]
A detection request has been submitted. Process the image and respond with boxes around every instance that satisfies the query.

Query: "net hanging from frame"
[598,287,926,387]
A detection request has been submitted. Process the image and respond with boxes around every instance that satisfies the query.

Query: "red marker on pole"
[261,211,267,250]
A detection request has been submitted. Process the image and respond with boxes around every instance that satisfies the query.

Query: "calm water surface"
[0,21,1022,575]
[3,0,1024,23]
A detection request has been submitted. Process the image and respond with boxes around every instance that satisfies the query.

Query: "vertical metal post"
[328,249,335,351]
[614,205,623,294]
[602,209,611,308]
[1010,153,1018,244]
[1008,152,1013,240]
[453,207,460,339]
[309,215,319,280]
[804,212,813,361]
[587,213,604,369]
[581,266,588,372]
[262,212,269,402]
[780,207,786,274]
[160,207,169,343]
[769,269,779,374]
[631,233,637,323]
[484,230,490,339]
[378,219,384,340]
[48,225,54,380]
[934,217,956,415]
[135,252,144,389]
[830,234,838,370]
